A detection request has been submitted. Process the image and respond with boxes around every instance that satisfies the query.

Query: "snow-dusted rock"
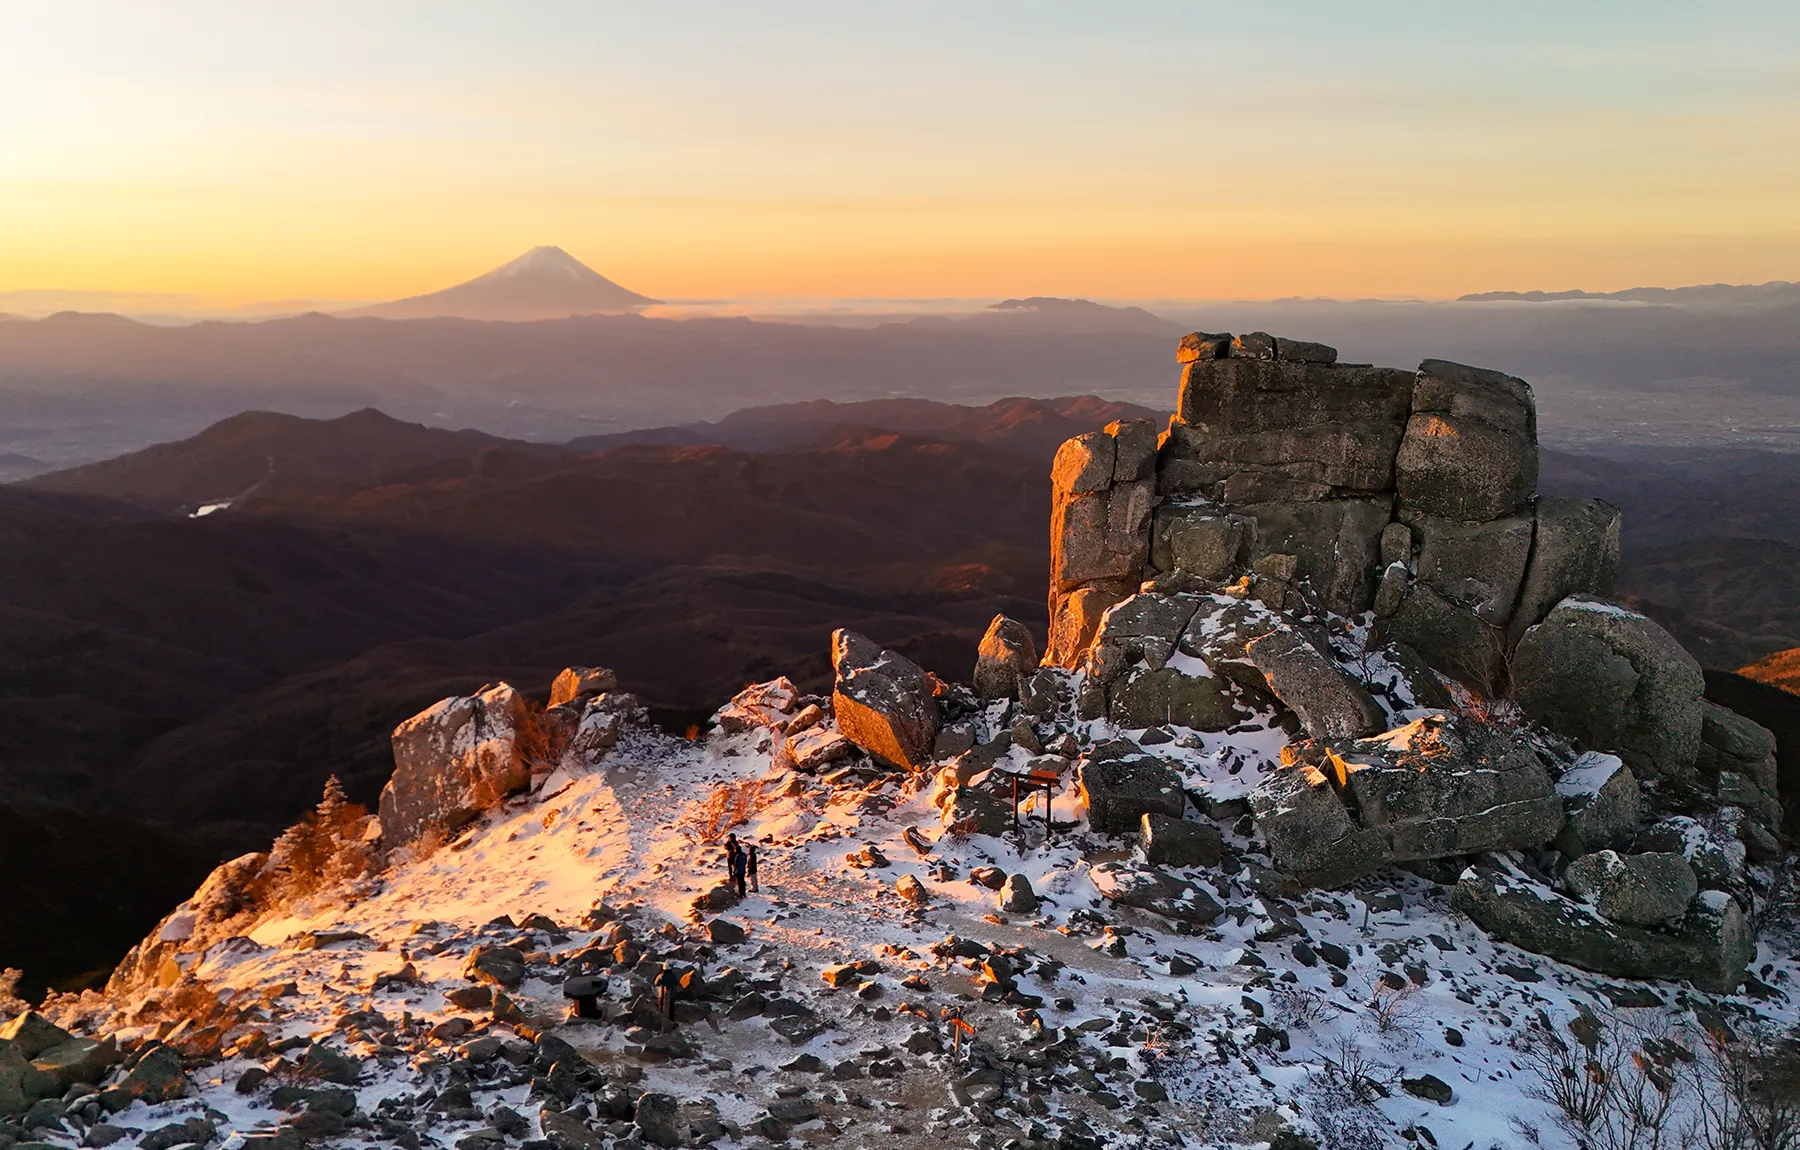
[380,683,535,848]
[1563,850,1697,928]
[1138,813,1223,869]
[1452,861,1754,993]
[830,629,940,770]
[1090,861,1221,926]
[1336,715,1562,861]
[1553,752,1640,857]
[1245,628,1382,741]
[1513,597,1705,784]
[1078,739,1185,834]
[713,677,799,733]
[1249,762,1388,889]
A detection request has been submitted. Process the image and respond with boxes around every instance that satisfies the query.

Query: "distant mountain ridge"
[346,246,658,321]
[1460,280,1800,306]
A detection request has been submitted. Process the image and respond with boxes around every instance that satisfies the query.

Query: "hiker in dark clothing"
[746,844,759,893]
[653,965,677,1020]
[725,833,746,898]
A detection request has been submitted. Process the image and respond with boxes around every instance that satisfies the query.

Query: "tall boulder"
[1512,598,1705,786]
[973,615,1038,700]
[830,630,940,771]
[1046,419,1161,667]
[1395,360,1537,522]
[380,683,535,848]
[1554,752,1641,858]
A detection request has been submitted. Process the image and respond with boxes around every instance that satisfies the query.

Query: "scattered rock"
[1402,1074,1453,1105]
[998,873,1038,914]
[705,919,747,945]
[1091,862,1222,925]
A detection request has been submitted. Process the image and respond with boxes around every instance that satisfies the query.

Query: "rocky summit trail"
[3,331,1796,1150]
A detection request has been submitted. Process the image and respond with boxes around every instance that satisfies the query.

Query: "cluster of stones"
[1038,331,1786,992]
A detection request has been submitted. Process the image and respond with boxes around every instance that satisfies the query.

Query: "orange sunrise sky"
[4,1,1799,306]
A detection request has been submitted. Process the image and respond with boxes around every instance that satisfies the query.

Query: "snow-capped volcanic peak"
[473,247,608,285]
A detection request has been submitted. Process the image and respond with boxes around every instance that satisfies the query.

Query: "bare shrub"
[1687,1022,1800,1150]
[1271,984,1329,1031]
[682,779,768,844]
[1521,1010,1692,1150]
[1367,980,1424,1037]
[1322,1034,1392,1103]
[1448,680,1521,726]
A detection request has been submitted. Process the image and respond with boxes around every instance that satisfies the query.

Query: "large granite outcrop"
[1046,420,1159,666]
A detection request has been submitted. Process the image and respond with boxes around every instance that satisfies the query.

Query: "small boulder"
[705,919,747,945]
[1249,762,1391,889]
[895,874,929,906]
[1554,752,1640,857]
[831,630,941,770]
[714,677,799,732]
[974,615,1039,700]
[1139,813,1224,868]
[1402,1074,1453,1105]
[548,666,618,708]
[464,946,526,989]
[786,728,853,772]
[998,873,1038,914]
[0,1014,72,1060]
[1091,862,1221,925]
[1564,851,1698,928]
[633,1092,687,1149]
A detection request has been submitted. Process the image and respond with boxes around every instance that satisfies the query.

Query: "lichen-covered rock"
[1452,862,1752,993]
[830,629,940,771]
[1405,512,1533,625]
[1554,752,1640,857]
[1079,740,1185,834]
[1563,851,1698,928]
[1717,771,1784,833]
[1139,813,1224,868]
[1234,496,1393,616]
[1635,816,1748,900]
[1149,504,1249,581]
[1513,598,1704,784]
[1697,702,1778,793]
[1248,763,1389,889]
[1090,862,1222,925]
[1245,629,1382,741]
[1335,716,1562,860]
[1395,359,1537,522]
[380,683,534,848]
[1047,578,1135,670]
[973,615,1038,700]
[1107,667,1240,731]
[1508,497,1621,643]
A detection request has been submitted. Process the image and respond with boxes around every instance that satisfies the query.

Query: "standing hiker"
[653,965,677,1021]
[746,843,760,893]
[725,833,746,898]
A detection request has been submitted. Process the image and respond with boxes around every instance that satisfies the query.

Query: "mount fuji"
[349,246,659,321]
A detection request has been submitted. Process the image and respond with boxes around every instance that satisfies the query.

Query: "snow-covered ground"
[44,713,1800,1150]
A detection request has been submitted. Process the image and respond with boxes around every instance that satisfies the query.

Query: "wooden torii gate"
[994,767,1060,839]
